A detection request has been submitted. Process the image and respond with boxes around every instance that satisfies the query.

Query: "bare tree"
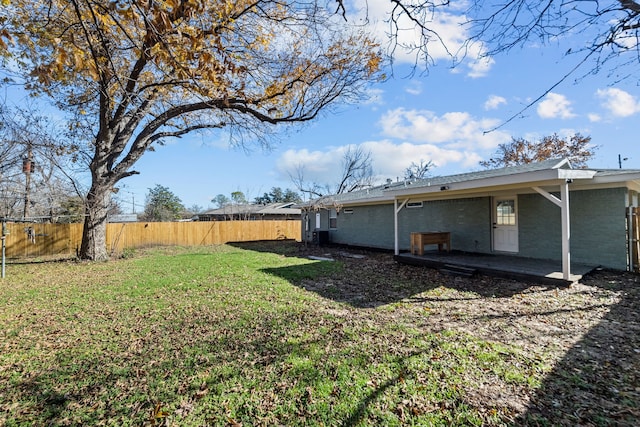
[404,159,435,180]
[336,145,375,194]
[291,145,375,198]
[289,164,330,199]
[0,108,24,217]
[464,0,640,127]
[467,0,640,80]
[0,105,80,220]
[371,0,640,79]
[365,0,640,125]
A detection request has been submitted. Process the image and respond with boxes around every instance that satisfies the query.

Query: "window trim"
[329,209,337,229]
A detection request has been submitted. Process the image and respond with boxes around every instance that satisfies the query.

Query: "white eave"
[592,171,640,184]
[387,168,598,199]
[310,159,640,208]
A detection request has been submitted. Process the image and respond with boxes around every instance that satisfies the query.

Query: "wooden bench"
[410,231,451,255]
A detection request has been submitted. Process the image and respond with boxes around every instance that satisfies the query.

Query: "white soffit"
[387,168,597,198]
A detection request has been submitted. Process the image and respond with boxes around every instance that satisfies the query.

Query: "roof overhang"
[303,164,640,209]
[301,195,395,209]
[387,168,598,200]
[592,172,640,191]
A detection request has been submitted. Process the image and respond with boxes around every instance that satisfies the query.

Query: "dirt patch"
[288,243,640,425]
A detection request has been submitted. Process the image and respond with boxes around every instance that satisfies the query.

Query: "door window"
[496,200,516,225]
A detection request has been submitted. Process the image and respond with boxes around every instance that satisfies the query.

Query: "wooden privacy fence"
[4,220,301,259]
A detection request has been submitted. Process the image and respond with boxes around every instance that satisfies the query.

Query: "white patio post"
[394,199,408,255]
[560,181,571,281]
[394,199,398,255]
[532,183,571,280]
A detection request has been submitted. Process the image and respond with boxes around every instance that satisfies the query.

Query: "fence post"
[1,220,6,278]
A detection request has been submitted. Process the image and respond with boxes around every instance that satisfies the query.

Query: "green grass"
[0,243,546,426]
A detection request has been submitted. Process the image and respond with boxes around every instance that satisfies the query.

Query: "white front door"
[493,197,519,253]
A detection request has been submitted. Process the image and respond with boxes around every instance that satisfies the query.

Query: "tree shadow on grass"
[238,241,640,425]
[241,240,565,307]
[516,270,640,426]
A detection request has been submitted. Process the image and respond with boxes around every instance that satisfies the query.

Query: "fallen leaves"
[1,242,638,426]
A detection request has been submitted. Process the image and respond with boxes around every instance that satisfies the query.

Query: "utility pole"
[22,143,33,220]
[619,154,628,169]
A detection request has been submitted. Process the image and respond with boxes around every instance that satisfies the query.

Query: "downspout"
[394,198,409,255]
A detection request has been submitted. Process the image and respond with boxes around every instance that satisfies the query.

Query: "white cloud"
[537,92,576,119]
[363,140,484,176]
[521,128,585,143]
[466,55,495,78]
[596,88,640,117]
[588,113,601,123]
[362,87,385,106]
[352,0,494,78]
[405,81,423,96]
[378,108,511,150]
[276,140,483,187]
[275,108,513,187]
[484,95,507,110]
[276,146,355,187]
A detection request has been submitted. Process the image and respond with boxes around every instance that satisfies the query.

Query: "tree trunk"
[79,183,112,261]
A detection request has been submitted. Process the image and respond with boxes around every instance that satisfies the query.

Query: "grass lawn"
[0,242,638,426]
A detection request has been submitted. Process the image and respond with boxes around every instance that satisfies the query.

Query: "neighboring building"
[108,214,138,223]
[301,158,640,277]
[197,202,301,221]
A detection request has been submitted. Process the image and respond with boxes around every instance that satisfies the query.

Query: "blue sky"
[121,58,637,212]
[8,3,640,213]
[117,4,639,212]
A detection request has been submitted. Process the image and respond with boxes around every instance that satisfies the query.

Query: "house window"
[329,209,337,229]
[343,208,354,214]
[407,201,423,208]
[315,212,321,229]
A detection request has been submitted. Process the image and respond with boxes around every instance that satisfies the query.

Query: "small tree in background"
[187,204,204,215]
[56,197,86,223]
[231,191,247,205]
[404,159,435,180]
[142,185,184,222]
[212,194,231,208]
[254,187,302,204]
[480,134,596,169]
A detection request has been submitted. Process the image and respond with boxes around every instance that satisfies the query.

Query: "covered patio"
[392,160,600,282]
[395,250,598,285]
